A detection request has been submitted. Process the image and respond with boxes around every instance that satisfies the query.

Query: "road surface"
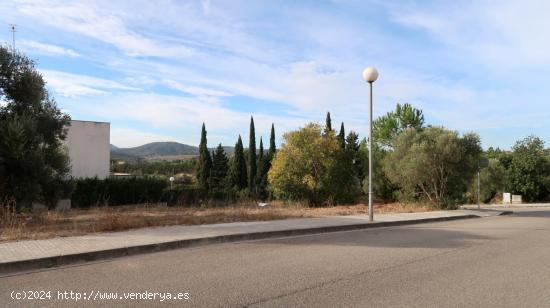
[2,209,550,307]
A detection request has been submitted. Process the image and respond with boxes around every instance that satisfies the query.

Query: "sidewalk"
[0,209,510,275]
[462,203,550,209]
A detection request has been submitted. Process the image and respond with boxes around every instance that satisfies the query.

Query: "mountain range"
[110,142,234,160]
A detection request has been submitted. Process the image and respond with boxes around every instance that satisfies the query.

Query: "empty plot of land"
[2,209,550,307]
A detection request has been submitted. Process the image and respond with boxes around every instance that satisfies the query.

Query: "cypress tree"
[248,116,257,193]
[211,143,229,191]
[256,137,268,199]
[229,135,247,190]
[197,123,212,189]
[325,111,332,134]
[257,137,264,184]
[269,123,276,157]
[338,122,346,149]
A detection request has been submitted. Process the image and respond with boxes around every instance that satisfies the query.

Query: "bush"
[72,177,168,208]
[384,127,482,208]
[165,186,207,207]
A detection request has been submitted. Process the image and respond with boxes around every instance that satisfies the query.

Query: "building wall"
[65,120,110,179]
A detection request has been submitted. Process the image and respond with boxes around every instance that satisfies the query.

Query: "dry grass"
[0,201,437,243]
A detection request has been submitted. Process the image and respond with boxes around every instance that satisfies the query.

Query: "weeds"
[0,201,436,243]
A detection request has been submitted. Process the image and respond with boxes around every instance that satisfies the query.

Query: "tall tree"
[257,137,264,183]
[211,143,229,191]
[248,116,257,193]
[196,123,212,190]
[256,137,268,199]
[229,135,248,190]
[338,122,346,149]
[325,112,332,133]
[0,47,71,208]
[269,123,276,157]
[373,103,425,149]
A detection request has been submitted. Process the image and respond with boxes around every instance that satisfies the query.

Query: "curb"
[0,214,482,275]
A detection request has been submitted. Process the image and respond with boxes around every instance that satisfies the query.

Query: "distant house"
[65,120,110,179]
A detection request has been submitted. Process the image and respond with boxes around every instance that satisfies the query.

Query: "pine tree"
[197,123,212,190]
[211,143,229,191]
[229,135,247,190]
[338,122,346,149]
[248,116,257,193]
[325,112,332,134]
[346,131,363,181]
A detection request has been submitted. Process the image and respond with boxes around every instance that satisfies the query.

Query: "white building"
[65,120,110,179]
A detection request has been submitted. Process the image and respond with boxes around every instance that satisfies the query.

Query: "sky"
[1,0,549,149]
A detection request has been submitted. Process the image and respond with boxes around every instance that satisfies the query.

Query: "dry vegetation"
[0,200,436,243]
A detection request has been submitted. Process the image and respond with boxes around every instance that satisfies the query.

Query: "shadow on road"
[248,226,491,249]
[509,210,550,218]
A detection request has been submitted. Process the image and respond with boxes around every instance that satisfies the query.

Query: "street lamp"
[362,67,379,222]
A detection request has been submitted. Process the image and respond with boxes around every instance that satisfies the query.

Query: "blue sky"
[1,0,550,149]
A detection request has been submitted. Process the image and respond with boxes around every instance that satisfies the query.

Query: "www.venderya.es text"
[10,290,190,302]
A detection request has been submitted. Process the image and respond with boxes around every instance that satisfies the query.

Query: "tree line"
[195,118,277,200]
[2,46,549,210]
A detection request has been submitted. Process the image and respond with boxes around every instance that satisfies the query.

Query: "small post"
[477,170,480,209]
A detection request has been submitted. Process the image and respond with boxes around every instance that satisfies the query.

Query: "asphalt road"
[2,209,550,307]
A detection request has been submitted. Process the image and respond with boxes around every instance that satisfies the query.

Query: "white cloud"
[388,0,550,70]
[16,0,194,58]
[19,40,80,57]
[42,70,139,97]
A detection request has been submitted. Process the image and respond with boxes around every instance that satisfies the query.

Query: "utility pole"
[9,24,16,51]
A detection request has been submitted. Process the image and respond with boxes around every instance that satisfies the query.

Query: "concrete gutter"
[0,211,511,275]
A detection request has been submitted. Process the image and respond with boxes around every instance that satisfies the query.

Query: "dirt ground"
[0,201,436,243]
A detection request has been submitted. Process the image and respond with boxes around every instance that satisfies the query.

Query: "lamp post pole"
[368,81,374,221]
[363,67,378,222]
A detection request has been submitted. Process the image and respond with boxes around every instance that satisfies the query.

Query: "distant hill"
[110,141,235,160]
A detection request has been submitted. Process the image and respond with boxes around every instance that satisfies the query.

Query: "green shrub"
[72,177,168,208]
[165,186,207,207]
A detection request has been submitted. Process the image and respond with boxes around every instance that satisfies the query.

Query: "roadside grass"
[0,200,436,243]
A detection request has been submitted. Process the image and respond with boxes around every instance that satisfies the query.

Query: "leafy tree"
[211,144,229,192]
[0,47,71,209]
[268,123,360,206]
[384,127,482,208]
[359,138,397,201]
[373,103,424,149]
[248,117,257,194]
[467,158,507,203]
[196,123,212,190]
[507,136,550,202]
[338,122,345,149]
[325,112,332,133]
[228,135,247,190]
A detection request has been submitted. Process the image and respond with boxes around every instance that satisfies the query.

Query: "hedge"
[71,177,168,208]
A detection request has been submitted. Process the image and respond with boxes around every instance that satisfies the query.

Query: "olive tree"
[384,127,482,208]
[0,47,71,209]
[507,136,550,202]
